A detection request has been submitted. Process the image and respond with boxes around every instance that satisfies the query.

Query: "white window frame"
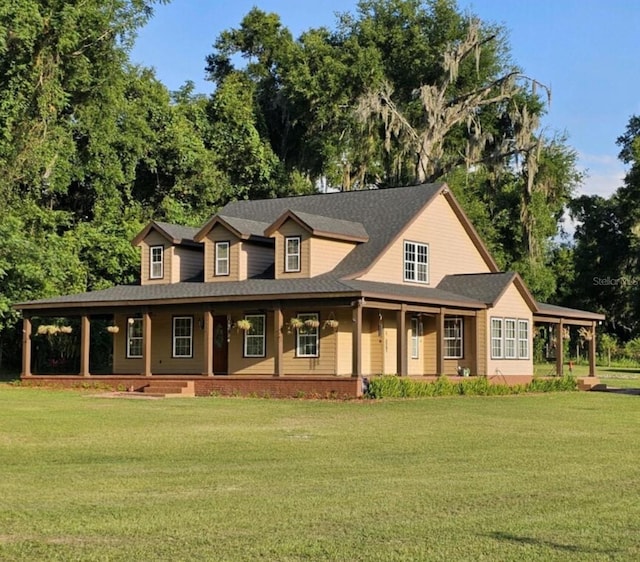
[491,317,503,359]
[296,313,319,358]
[403,241,429,284]
[504,318,517,359]
[518,320,530,359]
[172,316,193,358]
[285,236,301,272]
[127,317,143,358]
[244,314,266,358]
[411,317,420,359]
[215,241,230,276]
[444,317,463,359]
[150,246,164,279]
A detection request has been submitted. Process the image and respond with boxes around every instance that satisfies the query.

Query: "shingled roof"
[220,183,443,277]
[132,221,202,248]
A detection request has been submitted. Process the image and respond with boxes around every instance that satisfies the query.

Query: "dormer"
[264,210,369,279]
[194,215,274,282]
[132,222,204,285]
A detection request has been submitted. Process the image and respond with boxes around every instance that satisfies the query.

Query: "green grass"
[1,387,639,561]
[535,362,640,389]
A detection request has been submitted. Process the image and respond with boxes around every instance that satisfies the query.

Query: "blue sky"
[131,0,640,198]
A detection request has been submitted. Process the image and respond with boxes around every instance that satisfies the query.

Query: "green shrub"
[366,375,577,399]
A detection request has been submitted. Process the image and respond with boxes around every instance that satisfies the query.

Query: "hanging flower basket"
[562,327,571,340]
[37,325,59,336]
[236,319,252,331]
[323,319,339,331]
[304,318,320,329]
[289,318,305,330]
[107,325,120,334]
[578,327,593,341]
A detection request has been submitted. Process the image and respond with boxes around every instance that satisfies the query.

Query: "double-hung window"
[404,241,429,283]
[296,313,319,357]
[504,319,517,359]
[150,246,164,279]
[244,314,266,358]
[285,237,301,272]
[215,241,230,276]
[173,316,193,358]
[444,317,463,359]
[491,318,503,359]
[127,317,143,358]
[518,320,530,359]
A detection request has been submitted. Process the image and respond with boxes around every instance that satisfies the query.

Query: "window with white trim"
[127,317,143,358]
[444,317,463,359]
[285,236,301,272]
[491,318,503,359]
[215,241,230,276]
[411,317,420,359]
[504,319,517,359]
[150,246,164,279]
[172,316,193,358]
[244,314,265,357]
[404,241,429,283]
[296,313,319,357]
[518,320,530,359]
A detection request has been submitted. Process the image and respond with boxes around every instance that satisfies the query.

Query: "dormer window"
[285,236,301,272]
[150,246,164,279]
[215,241,230,276]
[404,241,428,283]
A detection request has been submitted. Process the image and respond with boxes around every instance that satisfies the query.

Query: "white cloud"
[575,152,626,198]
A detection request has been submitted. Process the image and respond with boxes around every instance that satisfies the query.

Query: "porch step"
[577,377,606,391]
[142,381,195,397]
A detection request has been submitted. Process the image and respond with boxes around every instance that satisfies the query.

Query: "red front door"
[213,315,228,375]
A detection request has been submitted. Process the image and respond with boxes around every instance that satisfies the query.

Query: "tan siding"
[443,316,474,375]
[228,311,275,375]
[204,226,241,282]
[476,312,487,376]
[112,310,204,374]
[422,316,437,374]
[139,231,171,285]
[280,308,337,375]
[335,309,353,375]
[358,192,492,285]
[486,283,534,376]
[274,221,310,279]
[309,238,357,276]
[244,243,274,278]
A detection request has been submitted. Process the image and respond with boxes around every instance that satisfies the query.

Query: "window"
[491,318,503,359]
[504,319,517,359]
[444,317,463,359]
[491,317,530,360]
[296,313,319,357]
[150,246,164,279]
[411,317,420,359]
[285,236,301,272]
[172,316,193,358]
[215,241,230,276]
[127,317,143,358]
[244,314,265,357]
[404,241,429,283]
[518,320,530,359]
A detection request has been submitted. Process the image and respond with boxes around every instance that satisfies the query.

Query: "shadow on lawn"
[488,531,618,556]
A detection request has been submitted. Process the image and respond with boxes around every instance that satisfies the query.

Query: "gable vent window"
[150,246,164,279]
[285,236,301,272]
[215,241,230,276]
[404,241,429,283]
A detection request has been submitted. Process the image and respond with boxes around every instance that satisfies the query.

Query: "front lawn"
[0,387,638,560]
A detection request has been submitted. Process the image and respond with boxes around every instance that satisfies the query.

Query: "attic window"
[285,236,301,272]
[404,241,428,284]
[150,246,164,279]
[215,241,230,276]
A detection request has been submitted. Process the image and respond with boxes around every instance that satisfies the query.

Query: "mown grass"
[0,386,638,561]
[535,362,640,389]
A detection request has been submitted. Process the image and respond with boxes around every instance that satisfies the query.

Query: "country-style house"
[15,183,604,397]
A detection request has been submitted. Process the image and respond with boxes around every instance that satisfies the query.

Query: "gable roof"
[535,302,605,321]
[131,221,201,248]
[437,272,537,310]
[264,210,369,243]
[194,215,271,242]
